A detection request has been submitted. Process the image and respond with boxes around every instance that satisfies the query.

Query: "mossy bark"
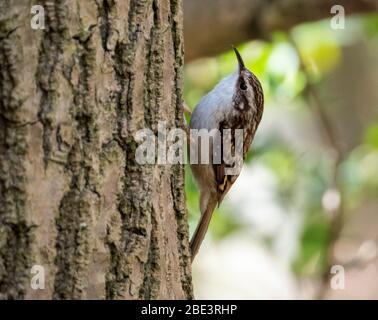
[0,0,192,299]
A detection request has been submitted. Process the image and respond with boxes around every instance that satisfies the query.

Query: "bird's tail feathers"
[190,193,218,262]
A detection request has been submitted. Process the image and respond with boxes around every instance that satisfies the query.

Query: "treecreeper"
[188,47,264,261]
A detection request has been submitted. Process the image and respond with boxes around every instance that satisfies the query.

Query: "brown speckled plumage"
[189,47,264,261]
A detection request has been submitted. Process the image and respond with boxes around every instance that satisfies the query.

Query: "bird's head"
[232,46,264,113]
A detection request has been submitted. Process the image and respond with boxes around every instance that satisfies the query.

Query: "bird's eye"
[240,82,247,91]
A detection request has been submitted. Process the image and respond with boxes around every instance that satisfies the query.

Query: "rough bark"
[0,0,192,299]
[184,0,378,61]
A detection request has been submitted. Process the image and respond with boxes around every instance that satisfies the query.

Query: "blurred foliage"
[184,14,378,277]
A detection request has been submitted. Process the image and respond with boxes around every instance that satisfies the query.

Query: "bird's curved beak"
[233,46,245,72]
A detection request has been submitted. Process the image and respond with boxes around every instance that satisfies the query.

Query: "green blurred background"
[184,14,378,299]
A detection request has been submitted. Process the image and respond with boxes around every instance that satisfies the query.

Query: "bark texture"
[184,0,378,61]
[0,0,192,299]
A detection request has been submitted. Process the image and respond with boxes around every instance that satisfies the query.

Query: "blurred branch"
[184,0,378,61]
[288,39,344,158]
[289,35,347,300]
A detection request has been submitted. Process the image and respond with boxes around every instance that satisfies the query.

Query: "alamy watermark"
[31,4,346,32]
[30,265,45,290]
[330,5,345,30]
[134,122,244,176]
[330,264,345,290]
[31,5,45,30]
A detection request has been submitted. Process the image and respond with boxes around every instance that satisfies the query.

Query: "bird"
[188,47,264,262]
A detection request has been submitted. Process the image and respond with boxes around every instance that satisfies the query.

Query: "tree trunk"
[0,0,192,299]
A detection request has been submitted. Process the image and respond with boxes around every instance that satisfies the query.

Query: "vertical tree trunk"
[0,0,192,299]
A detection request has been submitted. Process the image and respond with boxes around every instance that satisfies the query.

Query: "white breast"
[189,72,238,130]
